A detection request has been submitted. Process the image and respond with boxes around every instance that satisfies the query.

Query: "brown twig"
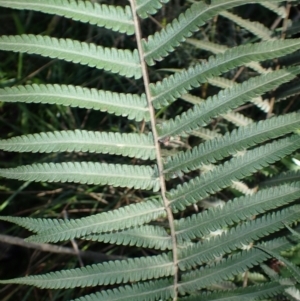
[0,234,124,262]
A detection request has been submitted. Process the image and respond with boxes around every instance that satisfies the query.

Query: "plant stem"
[129,1,179,299]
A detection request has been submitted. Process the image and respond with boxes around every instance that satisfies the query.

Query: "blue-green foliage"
[0,0,299,300]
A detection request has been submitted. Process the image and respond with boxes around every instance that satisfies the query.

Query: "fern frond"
[143,0,285,65]
[0,253,173,288]
[186,38,268,75]
[0,162,159,191]
[285,286,300,301]
[0,84,149,121]
[26,200,166,243]
[0,0,135,35]
[151,39,300,108]
[220,11,272,40]
[230,181,255,195]
[179,281,286,301]
[178,237,294,294]
[0,35,141,79]
[178,206,300,269]
[164,113,300,176]
[179,249,268,294]
[256,246,300,283]
[84,225,172,250]
[175,183,300,241]
[169,134,300,211]
[283,21,300,39]
[136,0,170,19]
[261,170,300,187]
[0,215,63,234]
[157,67,300,138]
[186,38,227,54]
[181,85,258,124]
[248,97,270,113]
[220,112,253,127]
[275,80,300,102]
[70,278,173,301]
[0,198,165,237]
[278,50,300,67]
[180,93,203,105]
[208,76,234,88]
[208,76,270,112]
[0,131,155,160]
[189,128,222,140]
[284,224,300,241]
[260,2,286,18]
[1,1,300,300]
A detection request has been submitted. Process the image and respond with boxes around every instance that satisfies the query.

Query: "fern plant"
[0,0,300,300]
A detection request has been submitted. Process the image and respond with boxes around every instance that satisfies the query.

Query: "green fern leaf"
[0,253,173,288]
[0,131,155,160]
[261,170,300,187]
[143,0,290,65]
[25,199,166,243]
[278,50,300,67]
[1,1,300,300]
[256,246,300,283]
[0,35,141,79]
[164,113,300,176]
[186,38,267,74]
[0,198,165,237]
[151,39,300,108]
[136,0,170,19]
[180,93,204,105]
[284,224,300,242]
[179,237,294,295]
[189,127,222,140]
[0,162,160,191]
[208,76,236,88]
[70,278,173,301]
[178,205,300,269]
[248,97,270,113]
[260,2,286,18]
[283,21,300,39]
[186,38,228,54]
[169,134,300,211]
[0,84,149,121]
[284,286,300,301]
[84,225,172,250]
[175,183,300,241]
[220,112,253,127]
[275,80,300,102]
[179,249,267,294]
[179,281,286,301]
[182,78,264,118]
[0,0,135,34]
[0,215,62,234]
[220,11,272,40]
[157,68,300,138]
[206,76,270,113]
